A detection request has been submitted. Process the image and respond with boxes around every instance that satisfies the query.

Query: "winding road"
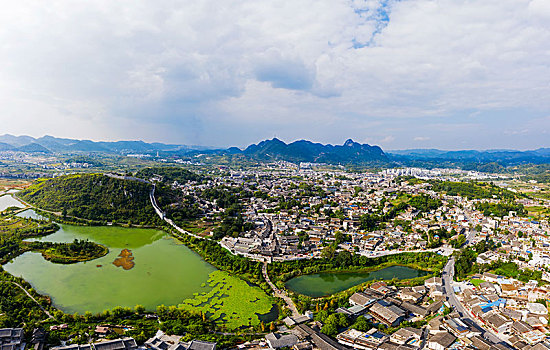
[149,185,203,239]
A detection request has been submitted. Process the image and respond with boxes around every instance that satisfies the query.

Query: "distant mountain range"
[233,138,387,164]
[0,134,206,154]
[1,134,550,166]
[388,148,550,164]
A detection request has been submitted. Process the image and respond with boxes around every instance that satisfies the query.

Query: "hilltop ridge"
[238,138,387,164]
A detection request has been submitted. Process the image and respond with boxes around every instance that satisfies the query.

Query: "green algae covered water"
[4,223,216,314]
[285,265,430,297]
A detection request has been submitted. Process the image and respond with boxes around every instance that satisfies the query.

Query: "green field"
[179,270,274,329]
[526,206,550,219]
[470,278,486,287]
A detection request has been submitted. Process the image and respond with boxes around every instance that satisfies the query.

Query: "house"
[482,312,512,334]
[427,332,456,350]
[54,338,137,350]
[389,327,422,346]
[336,329,363,348]
[292,342,312,350]
[265,333,298,349]
[349,292,376,307]
[512,320,545,345]
[469,336,493,350]
[187,341,216,350]
[283,315,311,327]
[370,282,392,295]
[482,273,499,283]
[0,329,24,350]
[368,301,406,327]
[92,338,138,350]
[427,316,445,334]
[398,288,423,304]
[424,277,442,288]
[399,302,428,318]
[353,329,389,350]
[527,302,548,316]
[94,326,110,337]
[429,285,444,299]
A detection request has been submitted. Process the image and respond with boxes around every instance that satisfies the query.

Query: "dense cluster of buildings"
[169,167,548,265]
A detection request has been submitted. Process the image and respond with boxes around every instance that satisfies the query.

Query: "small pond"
[285,265,430,297]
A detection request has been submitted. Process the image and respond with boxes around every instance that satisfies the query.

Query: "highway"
[442,257,513,348]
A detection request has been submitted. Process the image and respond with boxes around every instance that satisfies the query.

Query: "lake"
[285,266,430,297]
[4,223,218,314]
[0,194,25,211]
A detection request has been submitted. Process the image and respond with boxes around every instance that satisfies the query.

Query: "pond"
[0,194,25,211]
[4,224,218,314]
[285,265,430,297]
[16,208,48,220]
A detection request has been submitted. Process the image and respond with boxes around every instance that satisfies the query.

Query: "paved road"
[151,185,302,318]
[262,262,300,317]
[442,258,513,348]
[149,185,203,239]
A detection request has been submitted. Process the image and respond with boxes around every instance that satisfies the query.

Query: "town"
[2,163,550,350]
[141,164,550,349]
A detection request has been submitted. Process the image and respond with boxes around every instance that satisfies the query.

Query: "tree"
[334,231,344,245]
[322,245,336,259]
[321,313,349,337]
[351,316,370,332]
[135,304,145,314]
[84,311,93,322]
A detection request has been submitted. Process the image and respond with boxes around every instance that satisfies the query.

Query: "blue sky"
[0,0,549,150]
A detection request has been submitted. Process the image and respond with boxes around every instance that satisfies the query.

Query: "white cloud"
[380,135,395,144]
[0,0,548,148]
[414,137,430,141]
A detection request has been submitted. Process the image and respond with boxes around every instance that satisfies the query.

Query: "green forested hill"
[19,174,158,225]
[136,166,205,184]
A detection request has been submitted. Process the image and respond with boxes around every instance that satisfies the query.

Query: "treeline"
[212,215,255,240]
[429,180,518,200]
[0,269,53,330]
[136,167,205,184]
[454,239,498,279]
[408,194,442,212]
[156,184,203,225]
[27,239,108,264]
[360,202,407,231]
[201,186,251,209]
[157,304,263,347]
[455,241,542,283]
[475,201,525,217]
[19,174,160,225]
[201,186,255,240]
[173,233,265,287]
[0,237,21,264]
[359,194,441,231]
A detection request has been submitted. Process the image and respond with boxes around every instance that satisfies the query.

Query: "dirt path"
[1,281,54,319]
[262,262,300,317]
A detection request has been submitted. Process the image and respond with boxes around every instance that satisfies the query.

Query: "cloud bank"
[0,0,549,149]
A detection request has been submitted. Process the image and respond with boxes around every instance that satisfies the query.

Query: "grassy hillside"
[19,174,158,225]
